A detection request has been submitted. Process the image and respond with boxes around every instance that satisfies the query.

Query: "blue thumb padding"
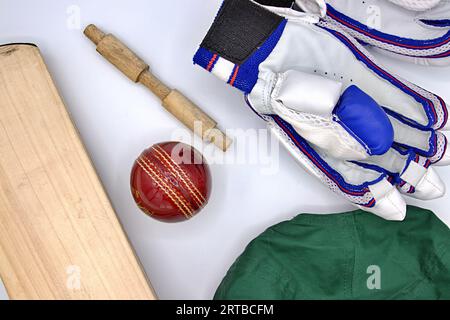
[334,85,394,156]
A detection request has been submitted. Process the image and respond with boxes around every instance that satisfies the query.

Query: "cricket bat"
[0,277,7,300]
[0,43,156,300]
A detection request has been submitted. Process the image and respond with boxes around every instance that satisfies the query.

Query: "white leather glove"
[194,0,450,220]
[311,0,450,66]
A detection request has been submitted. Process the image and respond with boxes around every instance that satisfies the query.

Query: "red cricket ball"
[130,142,212,222]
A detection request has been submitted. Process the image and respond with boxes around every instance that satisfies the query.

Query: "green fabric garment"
[215,206,450,300]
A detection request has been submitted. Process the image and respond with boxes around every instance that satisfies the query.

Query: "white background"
[0,0,449,300]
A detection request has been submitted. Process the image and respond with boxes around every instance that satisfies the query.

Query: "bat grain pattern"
[0,44,156,300]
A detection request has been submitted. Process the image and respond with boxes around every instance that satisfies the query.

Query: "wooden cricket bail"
[84,24,232,151]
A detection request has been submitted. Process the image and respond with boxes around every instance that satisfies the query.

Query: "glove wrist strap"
[194,0,287,93]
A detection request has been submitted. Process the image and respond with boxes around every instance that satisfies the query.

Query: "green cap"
[215,206,450,300]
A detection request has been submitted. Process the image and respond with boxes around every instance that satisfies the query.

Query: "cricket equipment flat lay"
[215,206,450,300]
[194,0,450,220]
[322,0,450,66]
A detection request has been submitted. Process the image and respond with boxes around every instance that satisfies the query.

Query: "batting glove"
[194,0,450,220]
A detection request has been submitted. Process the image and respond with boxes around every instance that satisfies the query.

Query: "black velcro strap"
[200,0,285,65]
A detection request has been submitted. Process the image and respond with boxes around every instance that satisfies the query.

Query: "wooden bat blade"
[0,44,156,300]
[0,277,8,300]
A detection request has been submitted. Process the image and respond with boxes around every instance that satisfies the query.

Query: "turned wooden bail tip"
[84,24,106,45]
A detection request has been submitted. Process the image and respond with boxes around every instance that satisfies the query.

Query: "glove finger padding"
[269,116,407,220]
[324,0,450,66]
[354,148,446,200]
[387,114,450,164]
[388,0,442,11]
[193,0,450,219]
[420,1,450,23]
